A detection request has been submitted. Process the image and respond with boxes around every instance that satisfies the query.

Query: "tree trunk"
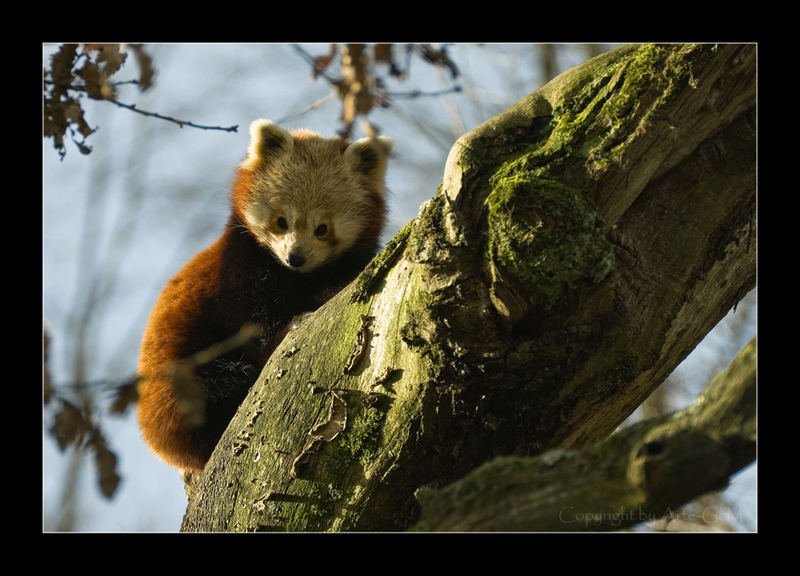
[180,43,756,532]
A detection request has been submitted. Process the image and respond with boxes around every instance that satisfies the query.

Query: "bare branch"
[385,86,462,99]
[102,98,239,132]
[413,338,757,532]
[276,93,337,126]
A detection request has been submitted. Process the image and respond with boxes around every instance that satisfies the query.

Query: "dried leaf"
[375,44,404,78]
[336,44,380,134]
[129,44,154,91]
[44,43,133,157]
[94,44,127,78]
[50,400,90,451]
[417,44,460,79]
[77,60,113,99]
[42,100,65,139]
[312,44,337,78]
[44,45,83,157]
[374,44,393,64]
[341,92,356,128]
[49,44,78,97]
[93,442,121,498]
[108,378,139,415]
[61,101,85,129]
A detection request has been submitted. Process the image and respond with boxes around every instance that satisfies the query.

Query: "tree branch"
[412,337,756,531]
[103,98,239,132]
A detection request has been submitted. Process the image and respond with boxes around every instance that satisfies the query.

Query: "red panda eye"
[276,217,288,230]
[314,224,328,237]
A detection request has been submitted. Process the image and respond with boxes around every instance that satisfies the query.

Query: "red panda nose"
[287,252,306,268]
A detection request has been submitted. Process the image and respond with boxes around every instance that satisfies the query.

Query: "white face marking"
[237,128,387,273]
[244,201,362,273]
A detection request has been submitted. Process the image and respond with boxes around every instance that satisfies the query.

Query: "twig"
[46,322,262,406]
[385,85,462,99]
[104,98,239,132]
[276,93,337,125]
[291,43,340,85]
[177,322,261,369]
[44,76,238,133]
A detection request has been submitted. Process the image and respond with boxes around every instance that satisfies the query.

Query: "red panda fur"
[137,120,392,475]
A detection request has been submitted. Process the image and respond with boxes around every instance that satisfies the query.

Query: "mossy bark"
[412,337,756,531]
[180,43,756,532]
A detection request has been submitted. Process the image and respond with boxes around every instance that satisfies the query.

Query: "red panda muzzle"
[287,251,306,268]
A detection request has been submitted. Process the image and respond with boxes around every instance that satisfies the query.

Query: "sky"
[42,43,757,532]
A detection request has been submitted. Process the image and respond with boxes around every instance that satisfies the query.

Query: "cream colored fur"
[239,119,392,272]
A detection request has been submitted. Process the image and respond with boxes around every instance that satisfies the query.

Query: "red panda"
[137,119,392,477]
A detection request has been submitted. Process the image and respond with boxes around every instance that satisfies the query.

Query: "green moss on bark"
[484,167,614,316]
[532,44,705,178]
[339,405,386,467]
[474,45,710,322]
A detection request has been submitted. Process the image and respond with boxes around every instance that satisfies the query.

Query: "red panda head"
[232,119,392,273]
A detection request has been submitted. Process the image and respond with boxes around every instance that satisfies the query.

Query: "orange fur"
[137,120,391,475]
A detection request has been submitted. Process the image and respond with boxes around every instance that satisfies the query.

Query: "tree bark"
[412,336,756,531]
[180,43,756,532]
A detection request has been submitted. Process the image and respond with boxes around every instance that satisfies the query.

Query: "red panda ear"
[239,119,294,171]
[344,136,393,192]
